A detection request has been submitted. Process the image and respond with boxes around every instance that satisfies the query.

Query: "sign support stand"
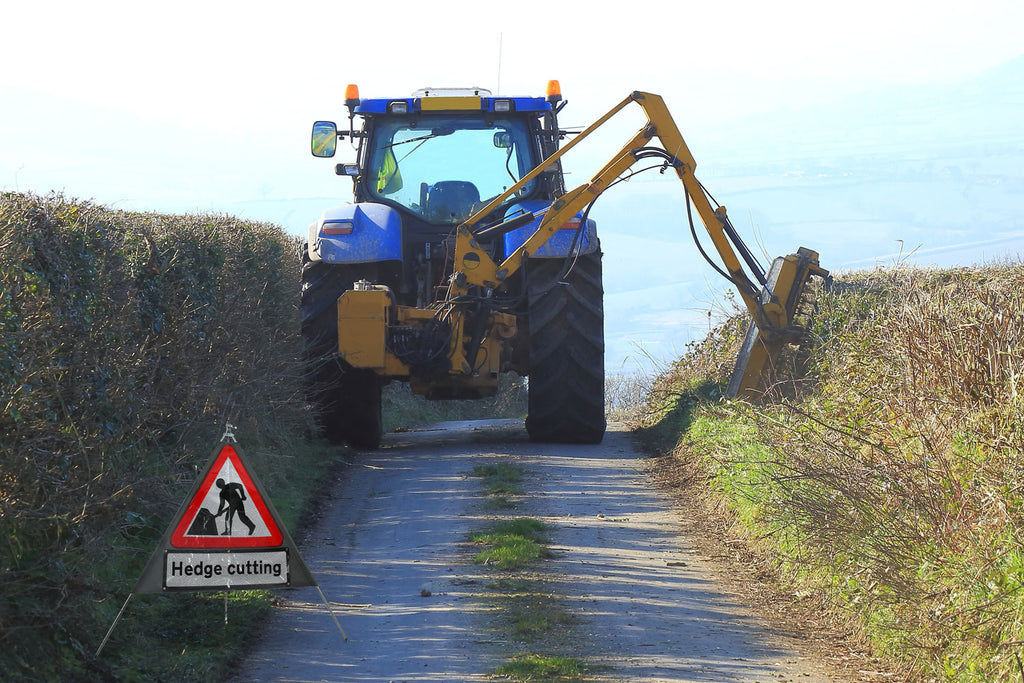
[96,594,134,656]
[96,430,344,656]
[316,585,348,641]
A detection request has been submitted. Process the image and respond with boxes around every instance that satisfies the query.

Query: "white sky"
[3,0,1022,207]
[3,0,1023,372]
[5,0,1023,133]
[5,2,1022,161]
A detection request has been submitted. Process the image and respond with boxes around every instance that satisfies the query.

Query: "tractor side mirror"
[493,132,512,149]
[311,121,338,157]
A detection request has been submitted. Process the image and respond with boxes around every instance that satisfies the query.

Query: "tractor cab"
[312,86,565,232]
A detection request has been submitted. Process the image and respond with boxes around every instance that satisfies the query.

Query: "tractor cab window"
[366,115,538,225]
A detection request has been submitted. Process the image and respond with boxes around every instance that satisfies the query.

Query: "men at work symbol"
[184,478,258,537]
[215,478,256,535]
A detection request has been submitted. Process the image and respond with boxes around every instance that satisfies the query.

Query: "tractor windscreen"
[367,115,538,225]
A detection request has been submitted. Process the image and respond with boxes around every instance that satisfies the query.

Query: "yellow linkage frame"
[451,91,828,398]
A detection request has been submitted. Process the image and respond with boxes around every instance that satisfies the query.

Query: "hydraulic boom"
[308,85,828,449]
[451,91,828,398]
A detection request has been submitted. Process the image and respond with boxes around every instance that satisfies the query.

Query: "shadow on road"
[232,420,841,682]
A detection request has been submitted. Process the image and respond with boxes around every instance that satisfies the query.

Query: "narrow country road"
[232,420,850,682]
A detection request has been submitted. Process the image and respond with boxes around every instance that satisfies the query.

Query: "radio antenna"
[496,33,503,95]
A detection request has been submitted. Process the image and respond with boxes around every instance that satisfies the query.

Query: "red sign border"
[169,444,283,549]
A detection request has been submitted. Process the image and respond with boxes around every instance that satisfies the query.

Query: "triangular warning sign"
[133,441,316,593]
[170,444,282,548]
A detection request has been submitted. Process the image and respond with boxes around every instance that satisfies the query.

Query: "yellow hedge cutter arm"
[453,91,829,398]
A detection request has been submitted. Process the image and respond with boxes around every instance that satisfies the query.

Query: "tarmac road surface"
[232,419,845,682]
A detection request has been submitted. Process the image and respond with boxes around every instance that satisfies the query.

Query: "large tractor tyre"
[524,251,606,444]
[300,253,383,449]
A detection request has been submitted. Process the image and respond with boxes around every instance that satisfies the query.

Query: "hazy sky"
[4,0,1023,372]
[4,0,1023,214]
[6,0,1023,118]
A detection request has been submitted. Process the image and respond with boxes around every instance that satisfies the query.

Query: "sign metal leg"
[95,593,134,657]
[315,586,348,642]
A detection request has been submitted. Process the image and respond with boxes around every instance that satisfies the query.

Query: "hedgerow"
[0,192,313,680]
[644,261,1024,680]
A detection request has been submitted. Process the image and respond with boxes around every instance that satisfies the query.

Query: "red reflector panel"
[322,221,354,235]
[559,218,582,231]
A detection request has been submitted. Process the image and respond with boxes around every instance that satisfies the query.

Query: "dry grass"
[643,261,1024,681]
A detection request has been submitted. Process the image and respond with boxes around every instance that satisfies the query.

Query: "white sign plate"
[164,550,289,589]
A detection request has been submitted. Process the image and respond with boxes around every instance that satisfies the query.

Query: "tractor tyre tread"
[525,252,606,444]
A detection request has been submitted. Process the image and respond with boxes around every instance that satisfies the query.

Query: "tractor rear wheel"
[300,251,383,449]
[524,251,606,444]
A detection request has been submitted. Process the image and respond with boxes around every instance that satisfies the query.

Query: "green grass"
[472,462,525,495]
[482,495,518,510]
[469,461,606,679]
[486,578,535,592]
[640,262,1024,682]
[494,653,599,681]
[507,594,577,639]
[472,518,551,570]
[97,590,274,682]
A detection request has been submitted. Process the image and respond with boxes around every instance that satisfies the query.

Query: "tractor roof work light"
[345,84,360,110]
[493,99,512,113]
[546,80,562,104]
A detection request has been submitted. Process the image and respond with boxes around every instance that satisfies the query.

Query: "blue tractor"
[303,83,605,449]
